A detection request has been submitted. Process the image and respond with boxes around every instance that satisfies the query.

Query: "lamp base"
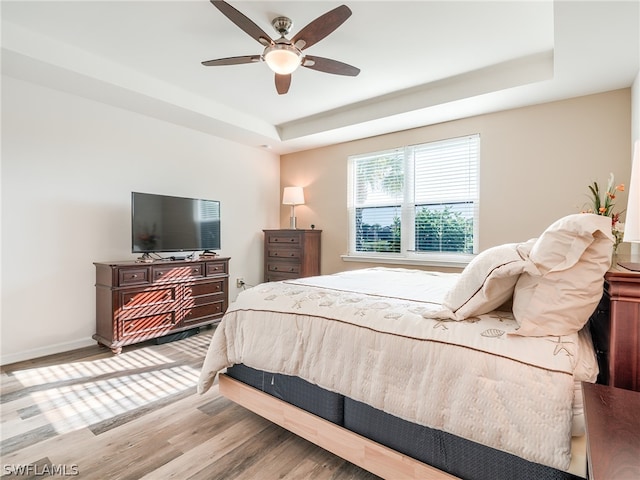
[289,216,297,229]
[617,260,640,272]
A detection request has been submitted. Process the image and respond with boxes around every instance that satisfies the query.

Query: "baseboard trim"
[1,337,96,366]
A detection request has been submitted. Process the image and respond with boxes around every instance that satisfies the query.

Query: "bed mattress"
[344,397,582,480]
[226,364,344,424]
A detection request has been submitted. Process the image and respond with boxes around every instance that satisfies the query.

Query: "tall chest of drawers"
[263,229,321,282]
[94,257,229,354]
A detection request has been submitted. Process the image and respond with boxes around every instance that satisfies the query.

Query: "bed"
[197,213,614,480]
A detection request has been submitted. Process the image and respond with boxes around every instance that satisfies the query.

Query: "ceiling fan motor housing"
[271,16,293,36]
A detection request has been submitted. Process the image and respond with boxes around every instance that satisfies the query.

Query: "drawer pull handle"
[193,269,199,273]
[132,274,137,278]
[158,272,163,276]
[290,253,295,257]
[290,239,295,242]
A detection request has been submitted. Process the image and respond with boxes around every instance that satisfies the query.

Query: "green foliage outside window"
[415,206,473,253]
[356,206,472,254]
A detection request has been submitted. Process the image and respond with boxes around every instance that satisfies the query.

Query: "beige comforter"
[197,268,598,471]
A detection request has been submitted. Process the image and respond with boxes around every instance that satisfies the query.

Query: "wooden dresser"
[263,229,321,282]
[94,257,229,354]
[589,264,640,391]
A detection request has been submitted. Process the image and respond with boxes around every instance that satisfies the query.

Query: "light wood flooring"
[1,329,380,479]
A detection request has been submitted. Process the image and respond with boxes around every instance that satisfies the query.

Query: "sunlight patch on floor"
[28,365,200,435]
[12,348,181,387]
[6,345,206,437]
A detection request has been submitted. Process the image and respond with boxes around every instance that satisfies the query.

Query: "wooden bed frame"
[219,373,458,479]
[220,372,590,479]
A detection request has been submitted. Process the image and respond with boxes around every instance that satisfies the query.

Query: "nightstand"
[588,265,640,391]
[582,382,640,480]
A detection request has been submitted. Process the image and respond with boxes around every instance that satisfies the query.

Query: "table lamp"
[618,139,640,271]
[282,186,305,229]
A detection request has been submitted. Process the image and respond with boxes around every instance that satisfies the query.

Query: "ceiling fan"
[201,0,360,95]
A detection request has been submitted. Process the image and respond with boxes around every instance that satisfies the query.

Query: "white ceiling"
[2,0,639,154]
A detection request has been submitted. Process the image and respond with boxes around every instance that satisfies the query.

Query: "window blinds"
[349,134,479,256]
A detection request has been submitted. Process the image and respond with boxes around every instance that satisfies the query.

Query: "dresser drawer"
[153,264,204,282]
[119,267,151,286]
[119,286,177,313]
[267,234,301,245]
[121,311,176,338]
[183,301,226,324]
[187,279,225,297]
[267,248,301,260]
[265,271,300,282]
[267,263,300,275]
[206,261,228,276]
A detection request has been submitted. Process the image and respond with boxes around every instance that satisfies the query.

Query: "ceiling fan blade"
[302,56,360,77]
[291,5,352,51]
[201,55,261,67]
[275,74,291,95]
[210,0,273,47]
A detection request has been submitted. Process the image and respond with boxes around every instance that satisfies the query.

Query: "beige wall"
[281,89,632,275]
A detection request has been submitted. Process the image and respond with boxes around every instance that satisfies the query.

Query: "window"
[196,200,221,248]
[347,134,479,263]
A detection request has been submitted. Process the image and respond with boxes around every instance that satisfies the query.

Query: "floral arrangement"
[583,173,625,252]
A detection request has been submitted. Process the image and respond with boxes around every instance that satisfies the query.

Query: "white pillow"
[424,239,536,320]
[512,214,613,336]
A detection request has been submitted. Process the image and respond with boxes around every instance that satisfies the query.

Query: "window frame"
[346,134,480,267]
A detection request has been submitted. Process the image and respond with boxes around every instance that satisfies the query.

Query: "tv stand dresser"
[94,257,229,354]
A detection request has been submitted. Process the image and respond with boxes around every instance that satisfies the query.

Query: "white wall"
[1,76,280,364]
[631,70,640,257]
[633,70,640,141]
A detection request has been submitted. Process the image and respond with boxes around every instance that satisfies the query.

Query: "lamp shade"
[282,186,305,205]
[623,140,640,243]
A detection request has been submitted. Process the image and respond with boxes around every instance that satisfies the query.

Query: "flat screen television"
[131,192,221,254]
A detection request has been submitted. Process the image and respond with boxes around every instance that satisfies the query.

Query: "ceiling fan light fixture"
[263,44,302,75]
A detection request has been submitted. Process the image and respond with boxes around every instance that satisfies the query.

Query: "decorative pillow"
[512,214,613,337]
[423,239,537,320]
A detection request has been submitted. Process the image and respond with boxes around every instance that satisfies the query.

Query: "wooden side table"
[589,265,640,391]
[582,382,640,480]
